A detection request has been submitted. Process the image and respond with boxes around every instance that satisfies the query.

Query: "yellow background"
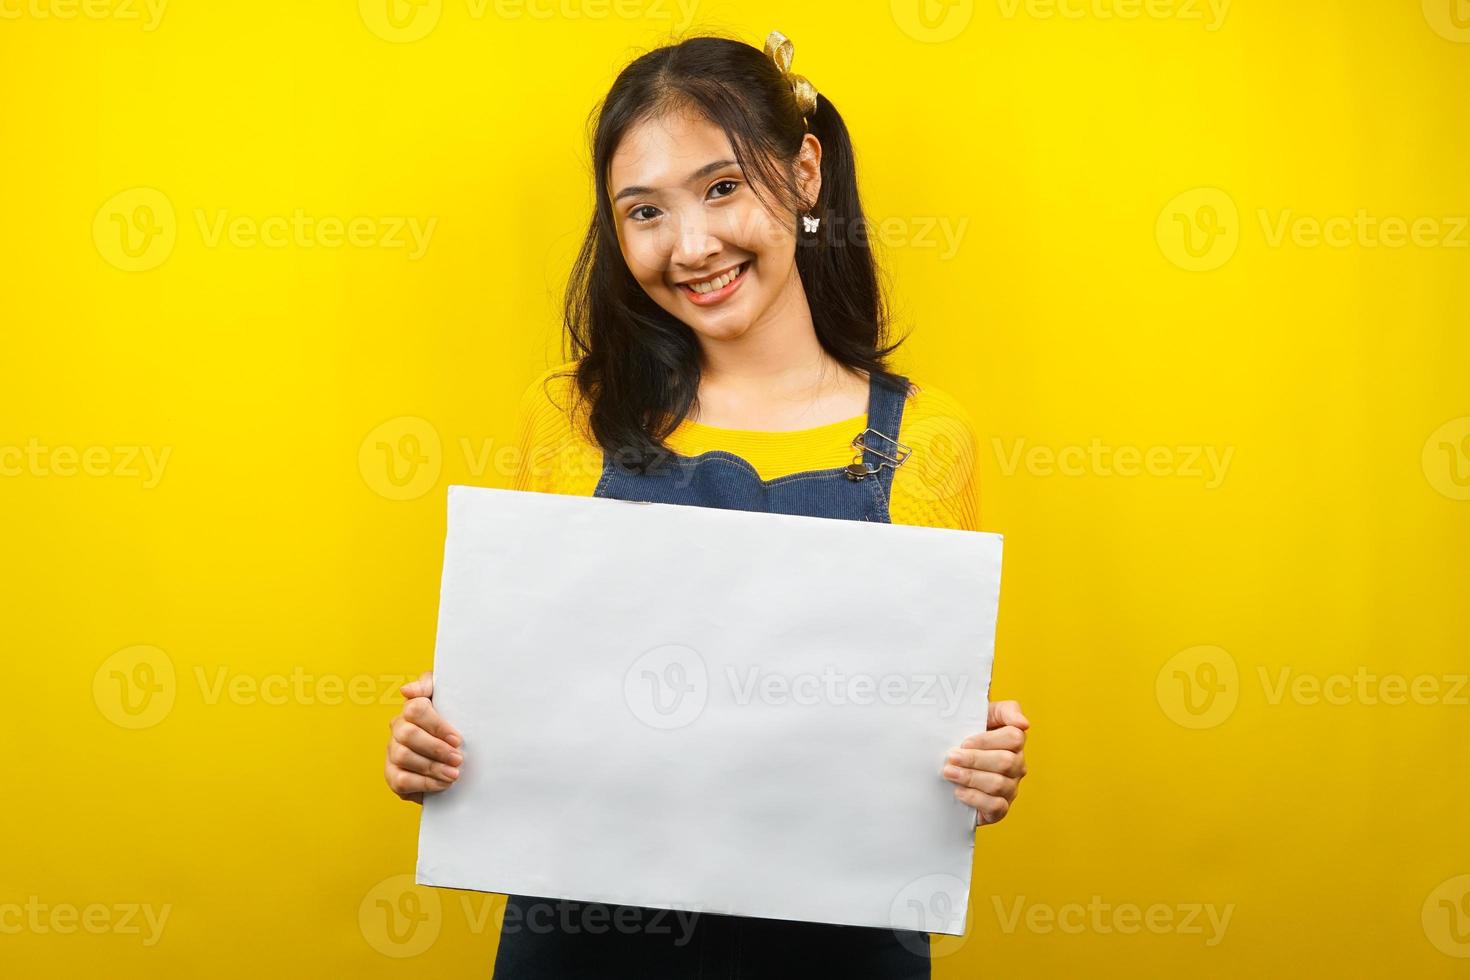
[2,0,1467,975]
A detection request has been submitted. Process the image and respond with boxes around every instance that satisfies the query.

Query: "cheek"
[620,236,671,288]
[725,204,794,257]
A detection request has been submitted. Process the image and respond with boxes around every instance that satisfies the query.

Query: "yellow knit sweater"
[510,361,982,532]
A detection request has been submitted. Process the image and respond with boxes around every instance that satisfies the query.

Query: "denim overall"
[491,372,931,980]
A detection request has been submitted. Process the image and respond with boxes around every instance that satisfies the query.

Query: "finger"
[960,726,1026,752]
[386,766,454,799]
[399,669,434,701]
[389,740,461,782]
[403,695,462,747]
[946,747,1025,778]
[392,716,463,766]
[987,699,1030,731]
[941,764,1016,797]
[953,786,1011,825]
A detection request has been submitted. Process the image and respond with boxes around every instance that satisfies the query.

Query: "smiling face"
[608,109,821,344]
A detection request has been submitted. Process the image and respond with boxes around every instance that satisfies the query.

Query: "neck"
[694,268,845,398]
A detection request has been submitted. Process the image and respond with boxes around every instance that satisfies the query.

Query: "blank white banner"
[416,484,1003,934]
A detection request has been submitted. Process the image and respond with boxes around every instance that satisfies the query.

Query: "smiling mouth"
[678,261,749,304]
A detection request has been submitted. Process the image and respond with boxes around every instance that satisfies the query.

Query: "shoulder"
[514,359,592,444]
[888,376,983,531]
[516,358,583,416]
[898,377,980,446]
[511,359,603,495]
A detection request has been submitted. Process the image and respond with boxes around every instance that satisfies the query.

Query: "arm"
[896,383,1028,826]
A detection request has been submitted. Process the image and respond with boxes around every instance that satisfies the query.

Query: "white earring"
[802,213,821,233]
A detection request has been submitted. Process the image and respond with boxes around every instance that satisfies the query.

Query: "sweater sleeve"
[510,362,603,497]
[888,382,983,532]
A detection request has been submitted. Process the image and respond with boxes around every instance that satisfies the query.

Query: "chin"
[686,317,753,342]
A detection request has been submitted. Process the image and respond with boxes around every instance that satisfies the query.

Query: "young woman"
[383,30,1030,979]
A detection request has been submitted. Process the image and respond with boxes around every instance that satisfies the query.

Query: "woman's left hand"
[941,699,1030,827]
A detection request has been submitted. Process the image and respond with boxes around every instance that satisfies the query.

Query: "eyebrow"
[613,159,739,202]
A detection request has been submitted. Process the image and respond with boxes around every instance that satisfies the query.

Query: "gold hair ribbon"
[764,30,819,121]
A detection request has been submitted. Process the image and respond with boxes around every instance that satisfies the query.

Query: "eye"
[626,180,738,223]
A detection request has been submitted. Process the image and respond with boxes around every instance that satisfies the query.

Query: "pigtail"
[796,93,907,379]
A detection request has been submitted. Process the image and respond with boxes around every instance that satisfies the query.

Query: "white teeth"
[687,263,743,294]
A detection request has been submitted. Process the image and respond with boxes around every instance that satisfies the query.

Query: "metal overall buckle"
[844,427,912,481]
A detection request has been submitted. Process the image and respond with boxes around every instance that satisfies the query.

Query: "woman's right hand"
[385,670,463,804]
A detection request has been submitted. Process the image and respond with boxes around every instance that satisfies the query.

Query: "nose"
[669,205,721,272]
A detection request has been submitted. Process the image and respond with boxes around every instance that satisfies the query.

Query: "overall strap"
[858,372,911,493]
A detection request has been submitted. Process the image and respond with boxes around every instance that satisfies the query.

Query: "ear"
[795,133,823,211]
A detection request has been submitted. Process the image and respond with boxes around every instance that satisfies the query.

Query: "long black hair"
[558,32,909,472]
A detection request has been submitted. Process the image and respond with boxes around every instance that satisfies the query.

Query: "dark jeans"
[491,895,931,980]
